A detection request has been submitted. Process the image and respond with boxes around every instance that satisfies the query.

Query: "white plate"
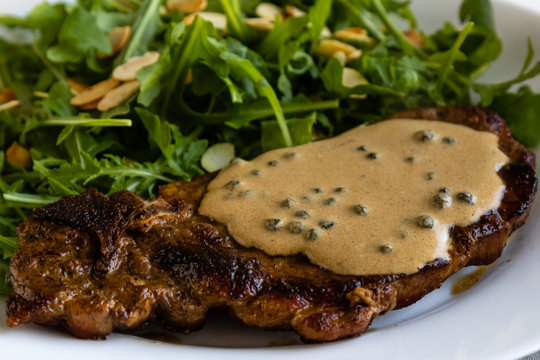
[1,0,539,359]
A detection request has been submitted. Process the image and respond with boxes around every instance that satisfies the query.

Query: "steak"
[5,105,537,342]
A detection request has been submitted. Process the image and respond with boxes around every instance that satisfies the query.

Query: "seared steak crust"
[6,106,537,341]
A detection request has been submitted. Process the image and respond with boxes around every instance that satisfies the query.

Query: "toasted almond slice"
[346,49,363,63]
[321,27,332,38]
[79,99,101,110]
[97,80,141,112]
[403,29,425,48]
[6,141,32,169]
[316,39,356,57]
[201,143,235,172]
[184,12,227,30]
[113,51,160,82]
[342,67,368,99]
[342,67,368,88]
[331,51,347,66]
[112,26,132,52]
[33,91,49,99]
[67,78,89,96]
[334,27,375,46]
[255,3,284,22]
[0,88,17,104]
[0,100,21,112]
[98,26,132,59]
[70,78,120,106]
[284,5,306,17]
[167,0,207,13]
[244,18,274,31]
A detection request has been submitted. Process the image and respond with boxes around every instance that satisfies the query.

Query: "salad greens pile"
[1,0,540,293]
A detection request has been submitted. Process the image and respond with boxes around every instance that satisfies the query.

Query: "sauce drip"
[199,119,509,275]
[451,265,491,295]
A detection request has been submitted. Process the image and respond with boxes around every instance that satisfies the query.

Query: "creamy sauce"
[451,265,491,295]
[199,119,509,275]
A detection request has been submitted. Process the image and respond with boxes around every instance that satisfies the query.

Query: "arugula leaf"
[489,86,540,147]
[137,108,174,159]
[261,112,317,151]
[42,81,75,117]
[46,6,111,64]
[119,0,162,61]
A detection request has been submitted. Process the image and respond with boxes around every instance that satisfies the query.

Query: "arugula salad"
[1,0,540,293]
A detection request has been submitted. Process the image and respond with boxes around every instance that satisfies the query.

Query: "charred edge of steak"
[6,105,537,342]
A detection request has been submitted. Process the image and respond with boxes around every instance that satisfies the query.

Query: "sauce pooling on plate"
[199,119,509,275]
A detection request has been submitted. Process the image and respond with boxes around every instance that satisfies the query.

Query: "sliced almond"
[33,91,49,99]
[0,88,16,104]
[346,49,363,63]
[113,51,160,82]
[6,141,32,169]
[284,5,306,18]
[201,143,235,172]
[403,29,425,48]
[97,80,141,112]
[331,51,347,66]
[244,18,274,31]
[334,27,375,46]
[67,78,89,96]
[70,78,120,106]
[98,26,132,59]
[79,99,101,110]
[184,12,227,30]
[316,39,356,57]
[0,99,21,112]
[321,27,332,38]
[342,67,368,99]
[255,3,284,22]
[167,0,207,13]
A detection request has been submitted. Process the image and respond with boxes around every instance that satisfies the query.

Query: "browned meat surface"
[5,105,537,342]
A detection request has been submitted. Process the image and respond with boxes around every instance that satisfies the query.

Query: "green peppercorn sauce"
[199,119,509,275]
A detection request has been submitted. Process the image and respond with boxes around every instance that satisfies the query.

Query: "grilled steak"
[5,105,537,342]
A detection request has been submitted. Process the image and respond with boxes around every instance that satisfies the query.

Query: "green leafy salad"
[1,0,540,293]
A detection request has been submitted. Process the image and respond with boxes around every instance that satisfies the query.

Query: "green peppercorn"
[357,145,367,152]
[280,197,296,209]
[457,192,475,205]
[265,218,282,231]
[225,180,240,190]
[353,204,368,215]
[415,129,437,142]
[324,197,337,205]
[434,192,452,209]
[379,244,393,254]
[305,229,319,241]
[288,221,304,234]
[442,136,456,144]
[295,210,310,219]
[366,152,379,160]
[283,152,296,159]
[417,215,435,229]
[319,220,336,230]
